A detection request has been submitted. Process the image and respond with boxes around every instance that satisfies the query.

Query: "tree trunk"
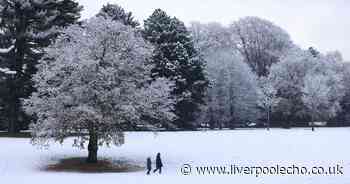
[311,114,315,132]
[8,117,17,134]
[229,118,235,130]
[267,108,270,131]
[87,127,98,163]
[209,111,214,130]
[8,100,20,134]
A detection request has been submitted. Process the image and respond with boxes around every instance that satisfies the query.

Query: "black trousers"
[153,167,162,174]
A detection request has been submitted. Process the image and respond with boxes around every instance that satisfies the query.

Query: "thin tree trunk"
[267,108,270,131]
[311,114,315,132]
[8,101,19,134]
[219,121,223,130]
[209,109,215,130]
[229,117,235,130]
[87,124,98,163]
[8,118,17,134]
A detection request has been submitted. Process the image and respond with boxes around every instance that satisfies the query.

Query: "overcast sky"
[78,0,350,61]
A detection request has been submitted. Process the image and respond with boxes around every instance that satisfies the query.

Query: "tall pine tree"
[143,9,208,130]
[0,0,82,133]
[96,3,139,28]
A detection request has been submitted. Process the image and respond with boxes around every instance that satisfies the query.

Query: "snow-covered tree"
[143,9,208,130]
[24,17,175,163]
[257,76,279,130]
[229,16,293,77]
[338,63,350,124]
[302,75,331,131]
[268,48,315,127]
[190,22,259,129]
[225,53,260,127]
[0,0,82,133]
[96,3,139,28]
[302,53,345,131]
[189,22,231,54]
[269,47,345,128]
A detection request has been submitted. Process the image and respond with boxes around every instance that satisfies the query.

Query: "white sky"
[78,0,350,61]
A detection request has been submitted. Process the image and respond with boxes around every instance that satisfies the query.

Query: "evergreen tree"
[143,9,208,130]
[0,0,82,133]
[97,3,139,28]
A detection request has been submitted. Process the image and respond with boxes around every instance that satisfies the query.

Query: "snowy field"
[1,128,350,184]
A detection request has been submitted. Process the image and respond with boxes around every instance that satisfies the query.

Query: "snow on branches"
[257,76,280,129]
[24,17,176,149]
[0,67,16,75]
[230,16,293,77]
[269,48,345,125]
[0,45,14,54]
[190,22,259,128]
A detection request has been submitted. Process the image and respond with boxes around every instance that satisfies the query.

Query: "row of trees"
[1,1,348,162]
[1,2,348,133]
[189,19,347,130]
[1,2,349,134]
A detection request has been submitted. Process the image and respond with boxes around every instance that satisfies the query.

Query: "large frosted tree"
[0,0,82,133]
[302,75,331,131]
[269,47,345,128]
[268,48,315,127]
[215,50,259,128]
[143,9,208,130]
[24,17,175,163]
[301,53,345,131]
[230,16,293,77]
[190,22,259,129]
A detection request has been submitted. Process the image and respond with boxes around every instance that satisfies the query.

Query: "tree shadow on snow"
[43,157,144,173]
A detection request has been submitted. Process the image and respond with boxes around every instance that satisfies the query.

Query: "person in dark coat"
[153,153,163,174]
[146,157,152,175]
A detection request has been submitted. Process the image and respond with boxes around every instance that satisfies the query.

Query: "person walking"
[146,157,152,175]
[153,153,163,174]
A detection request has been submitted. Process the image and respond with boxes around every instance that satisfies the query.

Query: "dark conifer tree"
[143,9,208,130]
[97,3,139,28]
[0,0,82,133]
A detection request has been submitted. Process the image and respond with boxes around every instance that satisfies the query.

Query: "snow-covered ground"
[1,128,350,184]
